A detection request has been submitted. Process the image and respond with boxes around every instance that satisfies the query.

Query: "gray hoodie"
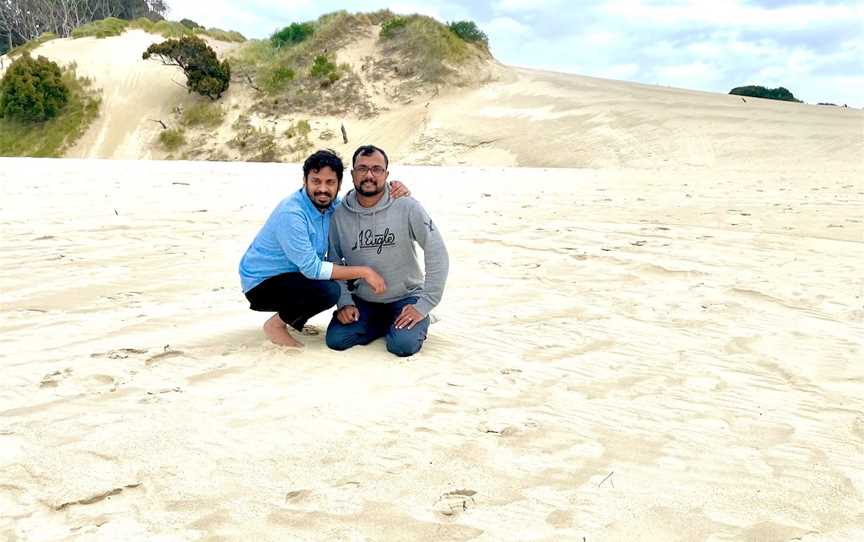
[327,185,449,317]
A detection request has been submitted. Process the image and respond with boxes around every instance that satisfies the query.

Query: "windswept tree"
[0,0,168,55]
[143,35,231,100]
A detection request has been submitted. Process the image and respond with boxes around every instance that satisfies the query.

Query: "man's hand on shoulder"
[389,180,410,199]
[336,305,359,324]
[394,304,423,330]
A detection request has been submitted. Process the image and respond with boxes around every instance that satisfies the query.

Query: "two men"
[239,146,448,356]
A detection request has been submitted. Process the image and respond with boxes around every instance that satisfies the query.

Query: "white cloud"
[653,61,724,89]
[493,0,565,14]
[484,16,532,36]
[601,0,861,30]
[160,0,864,106]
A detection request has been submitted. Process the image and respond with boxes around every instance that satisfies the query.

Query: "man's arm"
[328,220,360,307]
[278,209,384,292]
[407,200,449,317]
[277,209,333,280]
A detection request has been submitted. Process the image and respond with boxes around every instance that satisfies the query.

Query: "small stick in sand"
[599,471,614,488]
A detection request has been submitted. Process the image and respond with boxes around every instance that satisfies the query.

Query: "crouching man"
[326,145,449,357]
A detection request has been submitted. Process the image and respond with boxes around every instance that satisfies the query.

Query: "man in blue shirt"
[239,149,407,348]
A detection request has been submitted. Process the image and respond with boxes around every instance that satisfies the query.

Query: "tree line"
[0,0,168,55]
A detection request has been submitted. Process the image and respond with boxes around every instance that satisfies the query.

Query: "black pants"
[244,272,341,331]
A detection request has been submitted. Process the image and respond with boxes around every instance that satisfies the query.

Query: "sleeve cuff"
[317,261,334,280]
[337,292,354,309]
[414,298,434,317]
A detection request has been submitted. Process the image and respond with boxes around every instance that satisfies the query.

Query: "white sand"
[1,156,862,540]
[1,25,863,542]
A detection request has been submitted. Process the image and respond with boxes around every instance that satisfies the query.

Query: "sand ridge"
[8,30,861,168]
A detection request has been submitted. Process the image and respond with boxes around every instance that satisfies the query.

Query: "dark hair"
[303,149,344,180]
[352,145,389,169]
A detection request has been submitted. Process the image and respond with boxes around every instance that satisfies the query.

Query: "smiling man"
[325,145,449,357]
[239,149,409,348]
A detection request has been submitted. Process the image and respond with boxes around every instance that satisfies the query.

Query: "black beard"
[357,181,382,197]
[310,192,333,210]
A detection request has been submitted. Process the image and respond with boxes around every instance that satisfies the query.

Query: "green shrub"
[143,36,231,100]
[159,128,186,150]
[181,101,225,127]
[380,16,408,38]
[151,20,194,38]
[202,28,246,43]
[128,17,155,32]
[378,15,472,82]
[729,85,802,103]
[0,64,100,157]
[271,22,315,48]
[8,33,59,58]
[0,54,70,122]
[366,9,397,26]
[262,66,296,93]
[71,17,234,40]
[180,18,202,30]
[72,17,128,39]
[447,20,488,45]
[285,119,311,138]
[310,54,339,84]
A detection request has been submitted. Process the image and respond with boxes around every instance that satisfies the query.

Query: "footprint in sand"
[145,349,186,366]
[434,489,477,516]
[90,348,148,360]
[39,368,72,388]
[478,419,539,437]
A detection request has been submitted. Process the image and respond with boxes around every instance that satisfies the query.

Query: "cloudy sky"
[167,0,864,107]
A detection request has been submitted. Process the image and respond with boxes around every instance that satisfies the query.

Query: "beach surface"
[1,157,862,540]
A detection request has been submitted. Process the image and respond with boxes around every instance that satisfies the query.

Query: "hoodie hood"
[342,183,395,214]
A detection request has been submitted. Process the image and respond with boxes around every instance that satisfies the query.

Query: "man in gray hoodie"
[325,145,449,357]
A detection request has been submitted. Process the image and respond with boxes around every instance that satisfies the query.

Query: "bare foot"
[263,314,304,348]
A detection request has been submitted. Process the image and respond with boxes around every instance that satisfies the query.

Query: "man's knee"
[325,325,353,351]
[321,280,341,306]
[326,317,370,351]
[386,332,424,357]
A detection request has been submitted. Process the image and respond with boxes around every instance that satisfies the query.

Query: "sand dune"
[5,31,861,168]
[1,155,862,540]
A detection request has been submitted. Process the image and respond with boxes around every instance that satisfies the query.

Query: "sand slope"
[1,30,238,160]
[5,31,861,168]
[1,156,862,540]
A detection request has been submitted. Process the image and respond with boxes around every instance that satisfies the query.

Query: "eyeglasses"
[354,165,387,176]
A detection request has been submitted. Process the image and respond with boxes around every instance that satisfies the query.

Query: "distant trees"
[0,54,69,121]
[729,85,802,103]
[0,0,168,55]
[143,35,231,100]
[179,18,201,30]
